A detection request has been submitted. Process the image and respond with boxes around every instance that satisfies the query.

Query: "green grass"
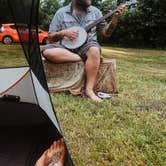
[0,44,27,67]
[0,43,166,165]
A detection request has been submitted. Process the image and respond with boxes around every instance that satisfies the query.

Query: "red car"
[0,23,48,45]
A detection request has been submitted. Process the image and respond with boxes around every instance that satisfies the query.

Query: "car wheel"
[3,36,13,44]
[42,38,48,45]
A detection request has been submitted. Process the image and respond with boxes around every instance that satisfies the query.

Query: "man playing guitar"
[42,0,125,102]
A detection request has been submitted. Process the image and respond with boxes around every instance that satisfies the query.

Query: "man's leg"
[85,47,102,102]
[43,48,82,63]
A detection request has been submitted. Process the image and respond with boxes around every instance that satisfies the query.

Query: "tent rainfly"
[0,0,73,165]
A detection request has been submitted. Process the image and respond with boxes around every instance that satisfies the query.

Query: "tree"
[101,0,116,14]
[0,0,13,24]
[101,0,166,48]
[39,0,61,30]
[92,0,102,9]
[63,0,70,6]
[135,0,166,47]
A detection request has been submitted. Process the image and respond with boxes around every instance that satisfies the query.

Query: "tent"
[0,0,73,165]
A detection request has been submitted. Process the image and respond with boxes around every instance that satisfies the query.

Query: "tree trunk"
[43,58,118,95]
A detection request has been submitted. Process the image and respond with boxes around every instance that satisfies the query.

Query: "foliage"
[62,0,71,6]
[101,0,166,48]
[91,0,103,9]
[101,0,116,14]
[0,0,13,24]
[39,0,61,30]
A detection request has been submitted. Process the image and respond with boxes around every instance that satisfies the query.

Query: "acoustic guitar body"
[61,26,87,50]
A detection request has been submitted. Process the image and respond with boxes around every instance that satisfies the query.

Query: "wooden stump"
[43,58,118,95]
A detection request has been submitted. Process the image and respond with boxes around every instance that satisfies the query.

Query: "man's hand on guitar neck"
[102,4,125,37]
[114,3,125,19]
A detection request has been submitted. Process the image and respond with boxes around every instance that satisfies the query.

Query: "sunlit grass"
[0,43,27,67]
[0,44,166,165]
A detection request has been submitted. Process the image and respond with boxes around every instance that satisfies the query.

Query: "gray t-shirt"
[49,3,107,42]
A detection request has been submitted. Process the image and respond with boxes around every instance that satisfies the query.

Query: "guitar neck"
[85,9,117,32]
[84,0,137,32]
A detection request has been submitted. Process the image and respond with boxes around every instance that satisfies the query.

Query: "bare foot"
[47,138,66,166]
[35,138,66,166]
[35,150,49,166]
[85,90,102,102]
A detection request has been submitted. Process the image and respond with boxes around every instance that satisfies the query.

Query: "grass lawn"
[0,43,166,165]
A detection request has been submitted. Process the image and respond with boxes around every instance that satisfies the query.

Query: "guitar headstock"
[124,0,137,7]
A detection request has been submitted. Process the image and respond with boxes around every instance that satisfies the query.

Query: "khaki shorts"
[41,40,101,61]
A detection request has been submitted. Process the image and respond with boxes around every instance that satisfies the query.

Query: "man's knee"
[86,47,101,60]
[42,49,60,61]
[43,49,52,57]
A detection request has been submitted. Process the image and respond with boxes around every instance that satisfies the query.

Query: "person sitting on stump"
[42,0,125,102]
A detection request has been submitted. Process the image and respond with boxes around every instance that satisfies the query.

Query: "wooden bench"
[42,58,118,95]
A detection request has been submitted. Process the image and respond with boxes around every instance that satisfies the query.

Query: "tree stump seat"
[42,58,118,95]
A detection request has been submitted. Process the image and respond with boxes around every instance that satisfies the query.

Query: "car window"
[0,25,4,32]
[10,25,16,29]
[10,24,28,30]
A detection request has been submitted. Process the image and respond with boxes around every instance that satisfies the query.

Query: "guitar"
[61,0,137,50]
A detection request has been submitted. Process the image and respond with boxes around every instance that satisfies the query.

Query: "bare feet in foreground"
[85,89,102,102]
[35,138,66,166]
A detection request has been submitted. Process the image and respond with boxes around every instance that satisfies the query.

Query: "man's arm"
[101,4,125,37]
[48,29,79,43]
[48,30,65,43]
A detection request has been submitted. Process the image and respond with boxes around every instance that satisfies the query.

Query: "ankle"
[85,89,94,95]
